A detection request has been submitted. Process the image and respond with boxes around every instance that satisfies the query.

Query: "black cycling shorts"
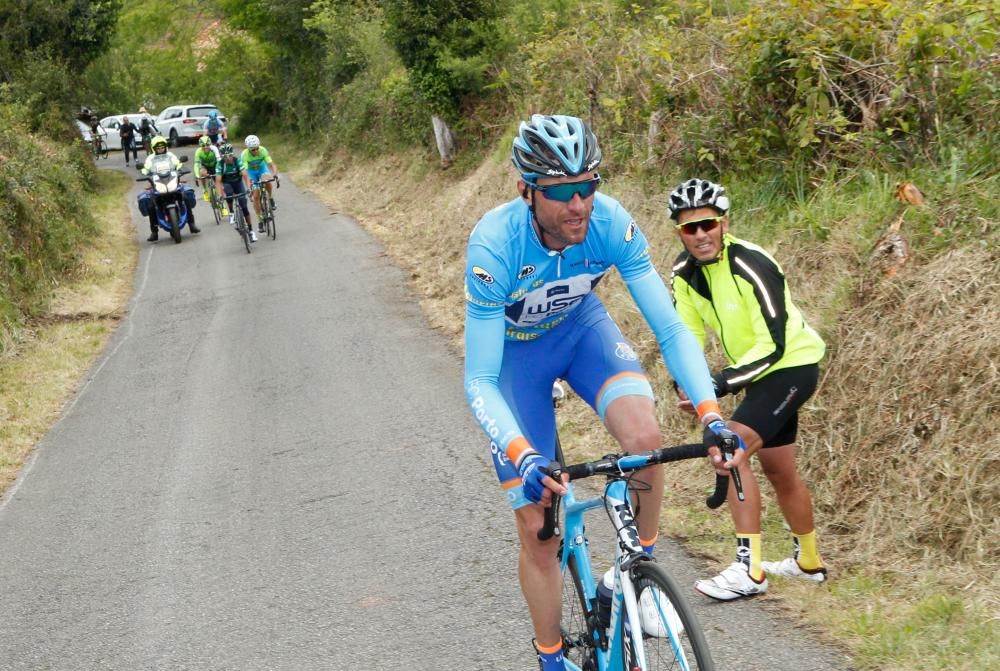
[730,364,819,448]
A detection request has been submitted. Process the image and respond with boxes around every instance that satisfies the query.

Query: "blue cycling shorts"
[248,166,271,184]
[490,293,653,509]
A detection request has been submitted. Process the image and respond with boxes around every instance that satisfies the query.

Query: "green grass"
[0,169,136,493]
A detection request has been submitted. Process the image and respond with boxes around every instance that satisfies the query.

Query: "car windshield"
[188,106,221,119]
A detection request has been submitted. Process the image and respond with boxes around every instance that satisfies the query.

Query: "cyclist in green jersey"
[215,142,257,243]
[194,135,221,189]
[240,134,279,232]
[666,178,828,601]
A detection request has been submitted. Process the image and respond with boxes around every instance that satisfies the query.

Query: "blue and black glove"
[703,418,746,455]
[519,452,554,504]
[703,418,747,501]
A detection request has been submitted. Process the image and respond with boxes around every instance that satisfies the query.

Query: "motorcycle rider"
[139,136,200,241]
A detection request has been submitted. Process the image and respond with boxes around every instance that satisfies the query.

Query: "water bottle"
[596,568,614,630]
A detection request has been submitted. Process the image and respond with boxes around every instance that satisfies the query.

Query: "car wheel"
[169,129,179,147]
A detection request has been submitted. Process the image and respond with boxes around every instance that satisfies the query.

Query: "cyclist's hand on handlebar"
[519,453,566,506]
[703,419,747,476]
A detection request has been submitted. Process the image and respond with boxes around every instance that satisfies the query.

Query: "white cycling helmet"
[244,134,260,149]
[667,178,730,220]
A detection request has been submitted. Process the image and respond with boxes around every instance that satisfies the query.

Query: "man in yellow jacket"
[667,178,827,601]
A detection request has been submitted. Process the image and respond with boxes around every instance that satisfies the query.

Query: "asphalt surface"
[0,150,854,670]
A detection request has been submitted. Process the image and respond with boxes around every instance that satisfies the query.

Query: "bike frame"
[558,470,648,669]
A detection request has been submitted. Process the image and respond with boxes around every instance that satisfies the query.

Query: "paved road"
[0,153,853,670]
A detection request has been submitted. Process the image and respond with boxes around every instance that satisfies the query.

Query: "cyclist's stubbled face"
[676,206,728,263]
[520,171,598,251]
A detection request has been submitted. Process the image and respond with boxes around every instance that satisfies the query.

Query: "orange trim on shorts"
[595,372,648,407]
[696,400,722,420]
[500,477,521,490]
[505,436,534,467]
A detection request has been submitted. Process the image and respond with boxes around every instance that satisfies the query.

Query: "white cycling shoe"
[695,562,768,601]
[761,557,828,583]
[638,586,684,638]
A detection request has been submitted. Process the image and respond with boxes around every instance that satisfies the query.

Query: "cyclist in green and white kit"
[194,135,221,192]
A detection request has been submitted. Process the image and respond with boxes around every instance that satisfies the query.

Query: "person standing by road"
[665,178,828,601]
[119,115,140,167]
[463,115,743,671]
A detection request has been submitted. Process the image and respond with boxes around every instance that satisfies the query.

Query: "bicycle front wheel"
[561,552,598,671]
[628,561,714,671]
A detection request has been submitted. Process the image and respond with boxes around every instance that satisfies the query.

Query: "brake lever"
[722,438,745,502]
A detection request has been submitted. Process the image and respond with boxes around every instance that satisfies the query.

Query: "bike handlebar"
[537,443,730,541]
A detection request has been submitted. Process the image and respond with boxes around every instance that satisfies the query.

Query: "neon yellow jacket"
[669,234,825,394]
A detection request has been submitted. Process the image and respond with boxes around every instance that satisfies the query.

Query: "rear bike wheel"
[560,552,599,671]
[98,138,109,159]
[628,561,714,671]
[235,208,251,254]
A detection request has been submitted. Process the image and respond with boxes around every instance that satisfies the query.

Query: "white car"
[155,104,227,147]
[99,114,158,151]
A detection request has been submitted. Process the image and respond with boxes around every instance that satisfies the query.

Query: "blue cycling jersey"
[464,192,720,464]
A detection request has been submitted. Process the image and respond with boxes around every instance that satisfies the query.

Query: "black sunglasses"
[675,216,723,235]
[533,175,601,202]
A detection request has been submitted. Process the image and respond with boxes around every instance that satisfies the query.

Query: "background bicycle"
[91,136,108,159]
[198,177,224,226]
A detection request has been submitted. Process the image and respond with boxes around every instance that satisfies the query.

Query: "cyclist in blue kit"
[463,114,743,671]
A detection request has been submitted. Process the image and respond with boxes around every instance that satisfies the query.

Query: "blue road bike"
[540,407,734,670]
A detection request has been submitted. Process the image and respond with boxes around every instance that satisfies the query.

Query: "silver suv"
[155,104,227,147]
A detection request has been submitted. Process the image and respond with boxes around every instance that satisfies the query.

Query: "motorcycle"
[136,155,196,244]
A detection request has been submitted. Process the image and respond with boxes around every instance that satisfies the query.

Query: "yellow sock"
[736,533,764,582]
[793,530,823,571]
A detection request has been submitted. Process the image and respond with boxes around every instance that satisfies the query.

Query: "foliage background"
[2,0,997,667]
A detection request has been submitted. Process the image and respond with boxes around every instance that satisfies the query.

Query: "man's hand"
[519,452,566,505]
[673,384,698,416]
[703,419,747,476]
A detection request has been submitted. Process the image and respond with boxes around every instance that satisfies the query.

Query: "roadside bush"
[0,105,98,352]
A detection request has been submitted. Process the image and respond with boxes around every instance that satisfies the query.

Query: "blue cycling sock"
[641,532,657,556]
[535,640,564,670]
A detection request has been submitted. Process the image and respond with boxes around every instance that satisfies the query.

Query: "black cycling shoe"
[147,232,158,242]
[189,223,201,234]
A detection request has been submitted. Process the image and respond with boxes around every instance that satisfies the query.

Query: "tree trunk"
[432,115,456,167]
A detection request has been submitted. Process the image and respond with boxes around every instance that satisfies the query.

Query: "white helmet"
[244,134,260,149]
[667,178,730,220]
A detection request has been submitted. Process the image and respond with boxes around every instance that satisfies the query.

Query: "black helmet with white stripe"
[667,178,730,220]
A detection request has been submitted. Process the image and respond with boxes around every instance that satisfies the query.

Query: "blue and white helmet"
[511,114,602,184]
[667,178,730,220]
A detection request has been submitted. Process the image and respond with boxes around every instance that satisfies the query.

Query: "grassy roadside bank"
[0,170,137,494]
[275,136,998,671]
